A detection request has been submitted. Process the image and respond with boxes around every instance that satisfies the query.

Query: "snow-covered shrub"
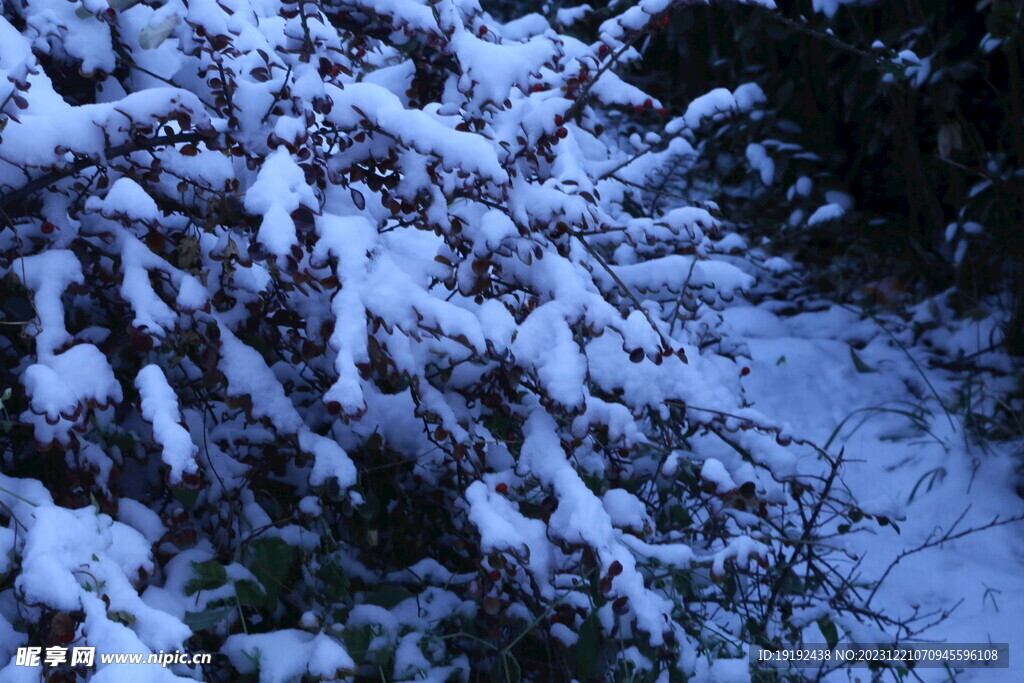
[0,0,890,679]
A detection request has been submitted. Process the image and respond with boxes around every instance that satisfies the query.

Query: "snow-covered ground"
[724,302,1024,680]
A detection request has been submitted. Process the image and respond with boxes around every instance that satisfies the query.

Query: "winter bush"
[0,0,902,680]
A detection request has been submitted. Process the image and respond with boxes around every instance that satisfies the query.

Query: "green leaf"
[171,485,200,510]
[580,472,603,496]
[317,562,350,602]
[574,612,601,681]
[185,561,228,595]
[397,39,421,54]
[817,615,839,649]
[233,579,267,608]
[107,610,136,626]
[184,607,233,631]
[364,583,414,610]
[246,537,299,607]
[342,624,373,662]
[848,346,878,373]
[987,2,1021,39]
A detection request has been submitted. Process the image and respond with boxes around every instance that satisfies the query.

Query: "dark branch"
[0,132,205,212]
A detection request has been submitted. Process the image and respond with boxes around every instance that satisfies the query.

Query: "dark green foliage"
[625,0,1024,349]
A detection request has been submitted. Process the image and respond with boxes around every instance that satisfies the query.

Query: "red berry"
[634,105,644,114]
[495,482,508,494]
[478,26,488,36]
[657,107,668,116]
[488,569,501,581]
[554,115,563,126]
[41,222,55,234]
[644,98,653,108]
[740,366,751,376]
[556,127,568,139]
[598,44,609,55]
[532,83,544,92]
[326,400,342,415]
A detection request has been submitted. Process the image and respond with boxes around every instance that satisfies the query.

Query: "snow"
[300,430,357,490]
[518,409,677,644]
[246,148,317,257]
[217,324,303,433]
[449,31,557,110]
[556,5,592,26]
[0,495,193,679]
[762,256,792,274]
[136,365,199,483]
[12,250,83,356]
[733,300,1024,681]
[700,458,738,494]
[745,143,775,185]
[117,498,165,544]
[601,488,652,534]
[119,235,209,331]
[807,202,845,225]
[21,344,122,443]
[325,82,508,183]
[93,178,160,222]
[0,88,208,171]
[511,303,588,411]
[682,88,736,130]
[223,630,355,682]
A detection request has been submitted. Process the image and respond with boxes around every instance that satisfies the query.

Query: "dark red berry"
[740,366,751,376]
[488,569,501,581]
[41,222,55,234]
[495,482,508,494]
[556,127,568,139]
